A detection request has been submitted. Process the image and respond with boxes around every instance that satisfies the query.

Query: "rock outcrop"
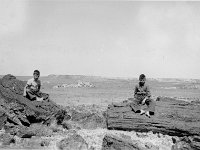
[106,97,200,136]
[102,134,140,150]
[106,97,200,150]
[106,97,200,148]
[53,80,95,89]
[0,74,69,132]
[102,134,160,150]
[70,109,106,129]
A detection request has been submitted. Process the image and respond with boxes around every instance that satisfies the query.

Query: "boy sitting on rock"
[23,70,49,101]
[131,74,155,118]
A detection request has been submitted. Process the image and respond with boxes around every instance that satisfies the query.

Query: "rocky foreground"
[0,74,200,150]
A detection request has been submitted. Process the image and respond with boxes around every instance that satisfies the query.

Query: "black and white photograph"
[0,0,200,149]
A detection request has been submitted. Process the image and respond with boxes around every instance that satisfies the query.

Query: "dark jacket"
[134,83,151,101]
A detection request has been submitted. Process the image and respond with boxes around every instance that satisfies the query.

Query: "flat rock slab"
[106,97,200,137]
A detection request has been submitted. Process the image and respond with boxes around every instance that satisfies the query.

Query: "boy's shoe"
[140,109,145,115]
[36,97,43,102]
[145,111,151,118]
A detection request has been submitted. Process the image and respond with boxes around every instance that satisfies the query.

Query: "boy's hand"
[142,97,147,105]
[23,92,26,97]
[137,91,146,94]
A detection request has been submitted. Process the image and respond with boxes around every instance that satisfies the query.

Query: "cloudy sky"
[0,0,200,78]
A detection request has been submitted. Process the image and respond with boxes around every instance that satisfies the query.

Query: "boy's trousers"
[26,88,49,101]
[130,98,155,114]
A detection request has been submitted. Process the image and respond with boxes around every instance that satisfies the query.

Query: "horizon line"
[0,74,200,80]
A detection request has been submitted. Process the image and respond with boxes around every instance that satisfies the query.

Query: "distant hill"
[152,78,200,83]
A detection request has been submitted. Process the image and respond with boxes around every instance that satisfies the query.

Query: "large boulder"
[57,133,88,150]
[0,74,69,131]
[71,109,106,129]
[102,134,150,150]
[106,97,200,149]
[106,97,200,136]
[61,104,106,130]
[11,124,53,138]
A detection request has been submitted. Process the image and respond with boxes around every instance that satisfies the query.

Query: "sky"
[0,0,200,79]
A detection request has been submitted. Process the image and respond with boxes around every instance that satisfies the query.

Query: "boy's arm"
[23,83,29,97]
[37,80,41,92]
[38,84,41,92]
[142,85,151,104]
[146,85,151,98]
[23,85,27,97]
[23,80,31,96]
[134,85,138,98]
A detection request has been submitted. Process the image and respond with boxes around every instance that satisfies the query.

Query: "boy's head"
[33,70,40,80]
[139,74,146,86]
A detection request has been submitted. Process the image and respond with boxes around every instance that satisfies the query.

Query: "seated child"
[23,70,49,101]
[131,74,155,118]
